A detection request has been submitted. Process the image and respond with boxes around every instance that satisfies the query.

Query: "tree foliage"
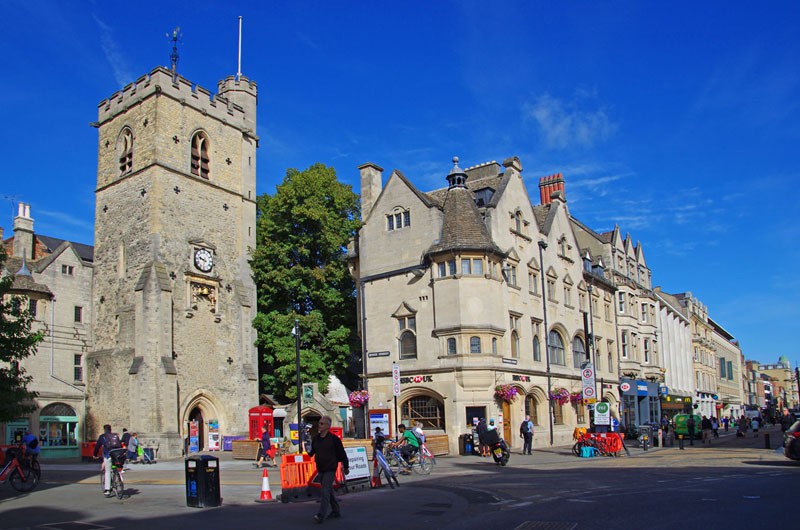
[0,248,42,422]
[251,163,361,401]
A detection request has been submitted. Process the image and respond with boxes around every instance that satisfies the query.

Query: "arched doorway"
[189,407,205,452]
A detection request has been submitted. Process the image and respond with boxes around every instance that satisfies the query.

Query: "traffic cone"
[255,467,274,502]
[371,458,383,488]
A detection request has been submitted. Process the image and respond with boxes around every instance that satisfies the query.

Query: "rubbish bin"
[185,454,221,508]
[458,434,474,455]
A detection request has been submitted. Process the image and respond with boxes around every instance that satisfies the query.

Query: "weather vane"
[167,26,182,82]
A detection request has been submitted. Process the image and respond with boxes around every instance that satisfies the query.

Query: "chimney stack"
[538,173,565,205]
[13,203,34,259]
[358,162,383,222]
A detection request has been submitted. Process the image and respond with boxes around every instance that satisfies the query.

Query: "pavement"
[0,423,792,530]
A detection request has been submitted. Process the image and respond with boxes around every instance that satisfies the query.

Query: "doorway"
[189,407,205,452]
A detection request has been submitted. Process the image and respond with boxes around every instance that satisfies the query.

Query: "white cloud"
[523,93,617,150]
[92,15,132,87]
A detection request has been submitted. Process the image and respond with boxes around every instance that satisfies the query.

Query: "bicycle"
[384,442,433,475]
[0,444,40,492]
[99,448,126,499]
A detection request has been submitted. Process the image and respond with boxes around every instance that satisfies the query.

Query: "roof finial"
[167,26,182,83]
[447,156,468,189]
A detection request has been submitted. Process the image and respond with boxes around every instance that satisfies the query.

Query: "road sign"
[581,362,596,403]
[595,402,610,425]
[392,363,400,397]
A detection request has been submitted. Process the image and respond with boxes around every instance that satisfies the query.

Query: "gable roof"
[36,235,93,263]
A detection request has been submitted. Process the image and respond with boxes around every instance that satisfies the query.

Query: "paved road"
[1,424,796,530]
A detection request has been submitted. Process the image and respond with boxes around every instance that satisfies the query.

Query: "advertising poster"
[369,410,390,438]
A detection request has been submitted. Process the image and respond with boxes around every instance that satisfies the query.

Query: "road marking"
[566,499,595,503]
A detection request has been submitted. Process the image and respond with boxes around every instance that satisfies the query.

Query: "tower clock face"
[194,248,214,272]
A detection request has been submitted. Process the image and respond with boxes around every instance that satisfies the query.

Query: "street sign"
[392,363,400,397]
[581,362,596,403]
[595,402,611,425]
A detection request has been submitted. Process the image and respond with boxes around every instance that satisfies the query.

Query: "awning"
[273,408,287,418]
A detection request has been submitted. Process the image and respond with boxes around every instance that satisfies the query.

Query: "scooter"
[480,429,510,466]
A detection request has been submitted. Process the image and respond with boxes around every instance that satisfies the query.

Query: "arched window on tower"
[191,131,210,179]
[548,330,565,366]
[572,336,586,368]
[117,128,133,176]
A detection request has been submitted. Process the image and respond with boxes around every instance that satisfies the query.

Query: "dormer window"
[387,208,411,231]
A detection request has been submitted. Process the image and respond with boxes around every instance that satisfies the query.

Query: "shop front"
[620,379,661,431]
[661,394,692,419]
[37,403,80,459]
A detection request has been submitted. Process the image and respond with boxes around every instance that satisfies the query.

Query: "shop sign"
[368,351,390,358]
[400,375,433,384]
[512,374,531,382]
[620,382,631,392]
[659,384,669,396]
[637,383,648,396]
[344,446,371,480]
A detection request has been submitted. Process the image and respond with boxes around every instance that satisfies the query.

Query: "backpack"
[411,429,424,445]
[105,432,122,450]
[520,421,530,435]
[26,436,38,450]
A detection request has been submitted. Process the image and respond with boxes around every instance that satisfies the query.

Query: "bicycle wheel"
[112,470,124,499]
[414,455,433,475]
[9,466,37,492]
[29,460,41,481]
[572,442,582,457]
[386,453,402,476]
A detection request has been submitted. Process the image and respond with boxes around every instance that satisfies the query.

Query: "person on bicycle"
[22,429,40,464]
[396,424,419,466]
[372,426,387,454]
[93,424,121,497]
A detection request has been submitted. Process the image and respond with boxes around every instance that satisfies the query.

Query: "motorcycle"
[480,428,510,466]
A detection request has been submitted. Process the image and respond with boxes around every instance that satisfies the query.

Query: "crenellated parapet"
[97,66,257,131]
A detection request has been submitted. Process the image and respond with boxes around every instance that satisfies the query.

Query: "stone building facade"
[1,204,93,458]
[673,292,719,417]
[351,157,620,453]
[709,318,745,418]
[86,67,259,457]
[653,288,695,417]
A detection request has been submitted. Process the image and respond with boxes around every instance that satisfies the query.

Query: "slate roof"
[425,186,504,257]
[10,272,53,296]
[37,235,94,263]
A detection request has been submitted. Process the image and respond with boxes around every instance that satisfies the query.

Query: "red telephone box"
[249,406,274,440]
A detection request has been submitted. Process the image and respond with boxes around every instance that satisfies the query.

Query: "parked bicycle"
[572,432,624,457]
[99,448,127,499]
[384,442,433,475]
[0,444,40,492]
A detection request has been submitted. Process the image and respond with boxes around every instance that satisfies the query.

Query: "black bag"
[105,432,122,450]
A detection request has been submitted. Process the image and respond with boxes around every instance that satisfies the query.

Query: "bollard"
[764,434,770,450]
[678,435,684,450]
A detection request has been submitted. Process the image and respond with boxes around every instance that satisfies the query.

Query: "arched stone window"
[511,331,520,358]
[470,336,481,354]
[400,329,417,360]
[548,330,565,366]
[39,403,79,448]
[533,335,541,361]
[572,336,586,368]
[446,337,456,355]
[117,128,133,176]
[525,394,539,425]
[191,131,210,179]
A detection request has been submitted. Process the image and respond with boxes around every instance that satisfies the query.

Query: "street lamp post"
[538,240,554,446]
[294,319,302,438]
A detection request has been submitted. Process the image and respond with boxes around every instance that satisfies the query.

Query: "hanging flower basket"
[494,384,519,404]
[570,392,585,404]
[548,388,570,405]
[348,390,369,408]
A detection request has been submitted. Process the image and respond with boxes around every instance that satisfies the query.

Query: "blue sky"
[2,1,798,365]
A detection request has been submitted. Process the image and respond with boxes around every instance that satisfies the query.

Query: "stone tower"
[87,67,259,457]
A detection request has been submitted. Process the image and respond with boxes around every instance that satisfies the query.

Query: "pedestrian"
[127,432,140,463]
[488,418,497,431]
[751,417,760,437]
[701,415,712,444]
[412,421,426,443]
[254,423,275,468]
[722,416,729,432]
[780,408,796,432]
[520,415,534,455]
[686,415,696,446]
[476,418,489,457]
[121,428,131,448]
[711,417,719,438]
[307,415,349,523]
[301,424,312,454]
[372,426,387,454]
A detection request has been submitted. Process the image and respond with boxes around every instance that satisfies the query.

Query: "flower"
[570,392,585,404]
[548,388,570,405]
[494,384,519,403]
[348,389,369,407]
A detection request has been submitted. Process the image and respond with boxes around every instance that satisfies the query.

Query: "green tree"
[0,248,42,422]
[252,163,361,401]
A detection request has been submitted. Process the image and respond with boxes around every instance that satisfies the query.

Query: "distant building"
[709,318,745,418]
[1,203,93,458]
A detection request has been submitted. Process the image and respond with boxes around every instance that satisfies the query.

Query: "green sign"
[594,402,610,425]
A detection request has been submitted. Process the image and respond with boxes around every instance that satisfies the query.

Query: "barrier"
[279,459,317,503]
[371,458,383,488]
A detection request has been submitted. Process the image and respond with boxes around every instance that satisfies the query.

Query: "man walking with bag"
[520,415,534,455]
[307,415,349,523]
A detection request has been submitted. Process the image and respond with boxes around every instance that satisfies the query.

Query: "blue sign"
[659,385,669,396]
[637,383,648,396]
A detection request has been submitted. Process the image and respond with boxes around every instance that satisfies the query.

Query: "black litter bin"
[185,454,221,507]
[458,434,475,455]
